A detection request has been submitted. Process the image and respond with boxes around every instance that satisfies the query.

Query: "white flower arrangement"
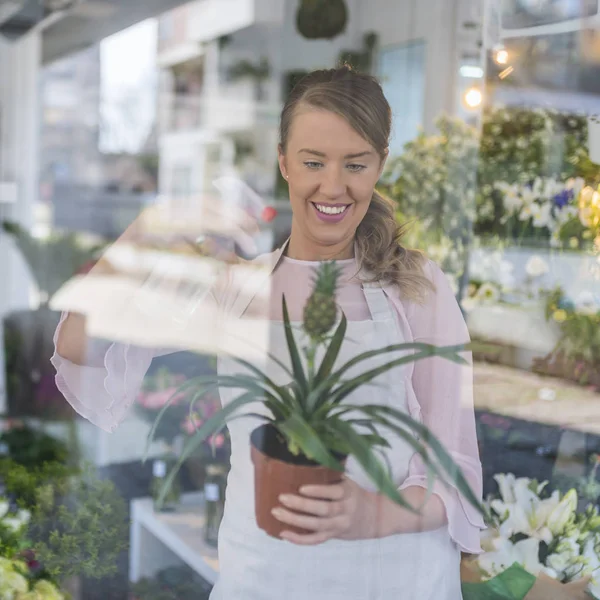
[477,473,600,599]
[495,177,585,241]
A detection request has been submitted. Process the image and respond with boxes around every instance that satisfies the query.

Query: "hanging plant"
[338,31,379,73]
[296,0,348,40]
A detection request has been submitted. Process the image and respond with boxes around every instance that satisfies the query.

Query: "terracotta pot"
[250,424,345,539]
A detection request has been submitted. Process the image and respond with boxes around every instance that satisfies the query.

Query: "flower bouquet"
[146,261,485,538]
[137,367,229,457]
[462,473,600,600]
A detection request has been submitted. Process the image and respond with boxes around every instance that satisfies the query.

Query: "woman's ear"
[278,144,288,181]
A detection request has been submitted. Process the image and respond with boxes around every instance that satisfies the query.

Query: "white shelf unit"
[129,492,219,585]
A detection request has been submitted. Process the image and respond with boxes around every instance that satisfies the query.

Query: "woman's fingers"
[298,484,346,501]
[271,506,342,532]
[278,494,344,518]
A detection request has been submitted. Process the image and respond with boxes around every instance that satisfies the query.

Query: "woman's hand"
[271,478,383,545]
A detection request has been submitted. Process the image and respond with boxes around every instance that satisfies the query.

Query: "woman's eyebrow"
[298,148,373,159]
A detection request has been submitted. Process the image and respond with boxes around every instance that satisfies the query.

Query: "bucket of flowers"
[462,472,600,600]
[146,261,485,538]
[137,367,230,490]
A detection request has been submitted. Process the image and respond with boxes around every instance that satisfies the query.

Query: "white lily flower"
[583,536,600,597]
[547,489,577,536]
[547,535,582,580]
[493,481,559,543]
[494,473,517,504]
[478,537,553,579]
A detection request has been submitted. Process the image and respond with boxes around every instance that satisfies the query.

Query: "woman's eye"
[347,164,366,173]
[304,161,323,169]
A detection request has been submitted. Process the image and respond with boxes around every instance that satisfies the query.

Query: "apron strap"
[361,282,393,322]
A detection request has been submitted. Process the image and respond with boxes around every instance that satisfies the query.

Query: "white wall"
[357,0,459,133]
[277,0,362,73]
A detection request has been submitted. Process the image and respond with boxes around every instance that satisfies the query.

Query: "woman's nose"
[319,168,346,199]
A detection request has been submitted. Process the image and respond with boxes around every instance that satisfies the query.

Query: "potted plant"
[147,261,485,538]
[2,221,104,419]
[136,366,230,491]
[296,0,348,40]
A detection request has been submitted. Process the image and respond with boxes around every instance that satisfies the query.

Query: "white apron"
[210,280,462,600]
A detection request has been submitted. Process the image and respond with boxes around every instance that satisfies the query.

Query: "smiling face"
[278,107,386,261]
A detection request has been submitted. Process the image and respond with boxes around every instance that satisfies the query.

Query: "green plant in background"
[540,287,600,387]
[0,459,75,512]
[27,465,129,582]
[382,115,480,289]
[0,426,70,470]
[2,221,105,420]
[338,32,378,73]
[227,57,270,82]
[148,261,485,519]
[296,0,348,40]
[476,107,598,238]
[1,221,103,305]
[383,107,600,249]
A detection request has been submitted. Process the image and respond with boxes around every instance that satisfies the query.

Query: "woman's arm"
[398,260,485,552]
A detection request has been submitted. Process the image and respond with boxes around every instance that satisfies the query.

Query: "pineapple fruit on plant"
[148,259,486,535]
[303,261,341,342]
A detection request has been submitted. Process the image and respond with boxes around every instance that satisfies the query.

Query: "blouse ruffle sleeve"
[399,260,486,554]
[51,261,229,433]
[51,312,157,433]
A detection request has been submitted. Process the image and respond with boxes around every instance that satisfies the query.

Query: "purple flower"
[553,189,573,209]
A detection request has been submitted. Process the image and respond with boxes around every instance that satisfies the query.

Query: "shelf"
[130,492,219,585]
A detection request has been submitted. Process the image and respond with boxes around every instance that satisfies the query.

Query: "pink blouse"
[51,252,485,554]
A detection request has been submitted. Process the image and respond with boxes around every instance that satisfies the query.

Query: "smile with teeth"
[314,203,349,215]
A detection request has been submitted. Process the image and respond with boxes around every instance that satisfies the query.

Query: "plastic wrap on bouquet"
[461,560,593,600]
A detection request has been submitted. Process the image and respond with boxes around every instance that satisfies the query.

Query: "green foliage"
[338,31,378,73]
[476,107,596,237]
[544,288,600,367]
[130,565,213,600]
[1,221,104,303]
[0,426,70,470]
[296,0,348,40]
[382,115,479,286]
[228,57,270,81]
[147,263,486,520]
[383,107,600,245]
[0,458,75,511]
[28,466,129,582]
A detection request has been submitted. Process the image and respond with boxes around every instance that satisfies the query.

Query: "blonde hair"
[279,66,432,302]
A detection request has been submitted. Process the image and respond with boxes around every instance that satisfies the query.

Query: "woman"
[53,67,484,599]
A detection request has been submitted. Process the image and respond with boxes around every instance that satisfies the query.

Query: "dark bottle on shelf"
[204,463,227,547]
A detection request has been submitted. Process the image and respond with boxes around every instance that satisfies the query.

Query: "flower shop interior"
[1,0,600,598]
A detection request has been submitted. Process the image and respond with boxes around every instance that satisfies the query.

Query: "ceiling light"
[464,87,483,109]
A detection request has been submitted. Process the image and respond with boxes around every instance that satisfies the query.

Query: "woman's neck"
[285,232,355,262]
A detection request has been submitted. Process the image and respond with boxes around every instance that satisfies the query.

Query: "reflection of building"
[40,45,102,192]
[156,0,486,201]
